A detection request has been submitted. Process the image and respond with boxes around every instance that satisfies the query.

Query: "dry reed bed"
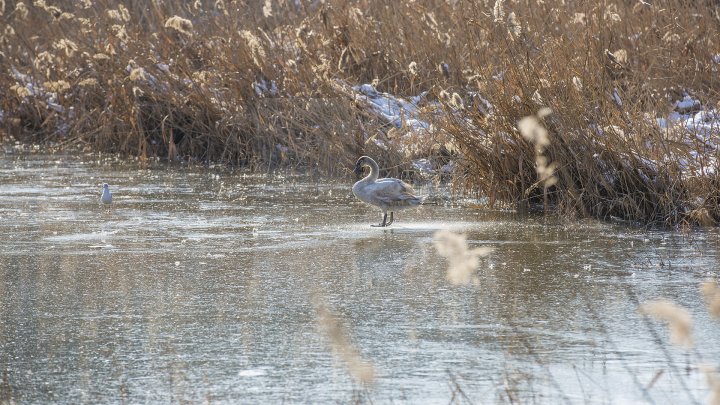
[1,0,719,225]
[438,1,720,225]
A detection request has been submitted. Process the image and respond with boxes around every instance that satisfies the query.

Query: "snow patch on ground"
[656,95,720,176]
[253,77,278,97]
[352,84,429,130]
[350,83,457,174]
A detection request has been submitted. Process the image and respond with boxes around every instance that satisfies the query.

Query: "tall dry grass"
[0,0,416,174]
[439,0,720,225]
[1,0,718,224]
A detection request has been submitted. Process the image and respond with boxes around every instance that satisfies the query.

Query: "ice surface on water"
[0,154,718,404]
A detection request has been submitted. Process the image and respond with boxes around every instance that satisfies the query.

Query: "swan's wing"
[369,178,421,205]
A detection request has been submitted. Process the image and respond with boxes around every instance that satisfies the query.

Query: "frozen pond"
[0,154,719,404]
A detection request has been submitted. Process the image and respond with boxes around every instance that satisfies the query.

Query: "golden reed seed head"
[572,13,586,25]
[106,9,122,21]
[349,7,364,26]
[111,25,129,41]
[508,12,521,37]
[192,71,211,83]
[129,67,146,82]
[118,4,130,21]
[612,49,628,65]
[450,93,464,110]
[164,16,193,36]
[79,78,98,87]
[434,230,493,285]
[316,304,375,385]
[215,0,228,16]
[11,84,31,98]
[408,61,418,76]
[15,2,29,19]
[699,364,720,405]
[45,80,70,93]
[493,0,505,21]
[262,0,273,18]
[239,30,266,67]
[604,4,621,24]
[53,39,79,57]
[639,299,694,348]
[701,280,720,318]
[518,113,550,149]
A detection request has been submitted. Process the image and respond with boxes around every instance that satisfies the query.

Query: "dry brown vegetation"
[1,0,719,225]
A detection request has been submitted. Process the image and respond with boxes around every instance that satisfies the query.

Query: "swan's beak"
[353,164,363,178]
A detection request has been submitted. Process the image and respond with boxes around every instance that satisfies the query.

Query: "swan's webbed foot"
[371,213,388,227]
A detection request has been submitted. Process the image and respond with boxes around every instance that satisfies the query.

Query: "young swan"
[100,183,112,205]
[352,156,422,227]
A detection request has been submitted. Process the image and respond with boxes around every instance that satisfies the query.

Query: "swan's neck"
[364,159,380,182]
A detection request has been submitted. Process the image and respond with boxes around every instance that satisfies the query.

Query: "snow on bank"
[352,84,430,131]
[411,158,455,175]
[656,95,720,175]
[9,67,74,136]
[658,96,720,148]
[349,83,453,174]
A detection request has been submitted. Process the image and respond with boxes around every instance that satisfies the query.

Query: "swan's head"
[353,156,370,177]
[102,183,109,190]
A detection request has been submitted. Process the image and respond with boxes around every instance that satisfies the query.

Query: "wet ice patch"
[238,369,267,377]
[45,231,117,242]
[88,244,115,249]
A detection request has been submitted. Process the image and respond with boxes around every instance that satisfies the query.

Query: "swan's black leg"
[386,212,394,226]
[371,213,387,227]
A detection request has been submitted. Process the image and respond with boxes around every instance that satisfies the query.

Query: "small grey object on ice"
[101,183,112,205]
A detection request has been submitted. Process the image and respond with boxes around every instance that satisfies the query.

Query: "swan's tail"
[419,196,446,206]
